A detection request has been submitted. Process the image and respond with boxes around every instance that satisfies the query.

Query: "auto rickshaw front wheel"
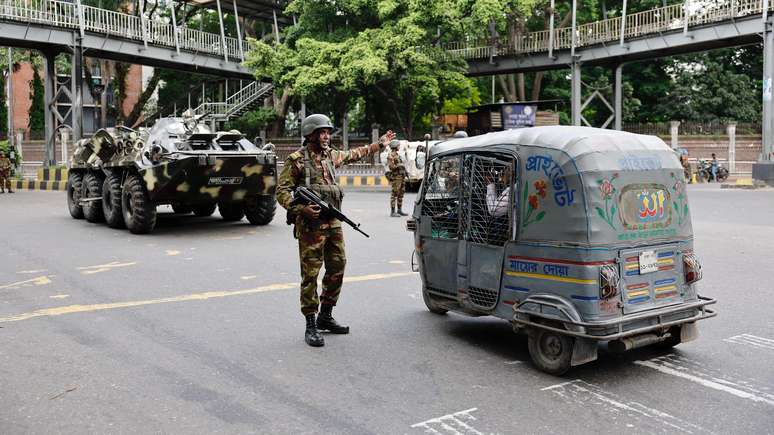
[528,327,574,375]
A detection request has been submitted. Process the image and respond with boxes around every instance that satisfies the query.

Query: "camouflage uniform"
[387,149,407,213]
[0,154,12,193]
[277,142,382,316]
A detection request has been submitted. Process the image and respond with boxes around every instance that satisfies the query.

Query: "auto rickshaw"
[407,126,716,375]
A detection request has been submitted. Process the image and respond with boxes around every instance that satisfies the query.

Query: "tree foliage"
[246,0,476,139]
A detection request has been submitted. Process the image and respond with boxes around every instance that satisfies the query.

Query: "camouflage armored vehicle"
[66,114,277,234]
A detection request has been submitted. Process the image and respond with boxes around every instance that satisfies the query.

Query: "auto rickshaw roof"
[429,126,671,161]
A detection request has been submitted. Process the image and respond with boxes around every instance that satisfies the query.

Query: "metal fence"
[441,0,771,60]
[624,121,762,136]
[0,0,251,61]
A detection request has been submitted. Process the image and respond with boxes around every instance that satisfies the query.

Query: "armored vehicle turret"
[66,113,277,234]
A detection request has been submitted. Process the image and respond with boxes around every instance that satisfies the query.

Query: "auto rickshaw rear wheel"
[422,289,448,315]
[528,327,574,375]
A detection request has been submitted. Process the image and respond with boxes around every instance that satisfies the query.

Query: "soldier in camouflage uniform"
[0,151,13,193]
[387,140,407,217]
[276,113,395,347]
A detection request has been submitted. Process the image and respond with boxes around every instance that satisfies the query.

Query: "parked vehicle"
[379,137,440,191]
[67,114,277,234]
[697,159,729,182]
[407,126,716,375]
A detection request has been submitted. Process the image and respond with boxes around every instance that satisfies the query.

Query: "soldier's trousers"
[0,173,9,191]
[390,177,405,209]
[298,226,347,316]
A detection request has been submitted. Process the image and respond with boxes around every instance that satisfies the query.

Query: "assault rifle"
[289,186,370,238]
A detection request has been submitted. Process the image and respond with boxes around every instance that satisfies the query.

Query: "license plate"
[208,176,243,185]
[639,250,658,274]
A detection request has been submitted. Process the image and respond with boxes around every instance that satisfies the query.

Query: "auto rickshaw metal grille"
[421,156,461,239]
[461,156,512,246]
[468,286,499,309]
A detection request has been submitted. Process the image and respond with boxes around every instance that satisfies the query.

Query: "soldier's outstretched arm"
[331,130,396,168]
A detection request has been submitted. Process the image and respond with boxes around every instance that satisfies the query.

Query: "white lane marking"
[724,334,774,351]
[411,408,481,435]
[17,269,47,274]
[544,380,711,434]
[389,260,406,264]
[49,294,70,299]
[240,275,257,281]
[0,276,53,290]
[636,356,774,407]
[165,250,181,256]
[503,360,523,365]
[78,261,137,275]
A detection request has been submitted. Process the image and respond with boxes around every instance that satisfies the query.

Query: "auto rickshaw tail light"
[599,265,620,300]
[683,254,702,285]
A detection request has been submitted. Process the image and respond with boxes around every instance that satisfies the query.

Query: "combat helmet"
[301,114,334,137]
[389,139,400,149]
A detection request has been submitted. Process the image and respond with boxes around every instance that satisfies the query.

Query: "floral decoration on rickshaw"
[521,179,547,229]
[670,172,690,226]
[596,173,619,229]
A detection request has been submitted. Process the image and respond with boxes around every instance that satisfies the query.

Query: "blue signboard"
[502,104,537,129]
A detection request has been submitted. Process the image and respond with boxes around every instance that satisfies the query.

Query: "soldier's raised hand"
[379,130,396,148]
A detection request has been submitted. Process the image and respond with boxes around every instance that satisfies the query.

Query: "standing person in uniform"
[387,140,407,217]
[0,150,13,193]
[276,114,394,347]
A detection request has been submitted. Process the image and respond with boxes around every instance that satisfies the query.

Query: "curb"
[337,175,390,187]
[12,180,68,191]
[11,174,393,192]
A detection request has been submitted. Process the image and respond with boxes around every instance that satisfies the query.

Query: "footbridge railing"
[442,0,774,60]
[0,0,252,61]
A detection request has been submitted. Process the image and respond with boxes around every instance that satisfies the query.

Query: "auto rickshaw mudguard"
[514,294,599,366]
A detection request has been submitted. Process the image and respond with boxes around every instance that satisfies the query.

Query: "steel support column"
[571,63,582,126]
[754,22,774,184]
[44,51,57,166]
[233,0,244,61]
[620,0,627,46]
[763,26,773,161]
[71,37,83,141]
[6,47,13,149]
[139,0,148,49]
[614,63,623,130]
[215,0,229,62]
[169,0,181,56]
[548,0,555,59]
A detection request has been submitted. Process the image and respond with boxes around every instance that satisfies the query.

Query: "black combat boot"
[317,304,350,334]
[305,314,324,347]
[390,207,399,217]
[397,207,408,216]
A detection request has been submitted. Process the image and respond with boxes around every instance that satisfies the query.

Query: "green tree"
[28,67,44,134]
[246,0,475,139]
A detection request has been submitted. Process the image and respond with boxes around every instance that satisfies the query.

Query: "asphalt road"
[0,185,773,434]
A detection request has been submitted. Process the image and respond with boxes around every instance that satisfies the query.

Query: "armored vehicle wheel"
[82,172,106,223]
[192,203,217,217]
[172,204,192,214]
[243,195,276,225]
[528,327,574,375]
[422,289,448,315]
[102,173,125,229]
[67,172,84,219]
[219,201,245,221]
[122,174,157,234]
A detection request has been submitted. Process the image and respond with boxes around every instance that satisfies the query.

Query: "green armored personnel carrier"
[66,114,277,234]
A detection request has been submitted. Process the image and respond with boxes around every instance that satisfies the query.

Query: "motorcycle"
[697,159,729,182]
